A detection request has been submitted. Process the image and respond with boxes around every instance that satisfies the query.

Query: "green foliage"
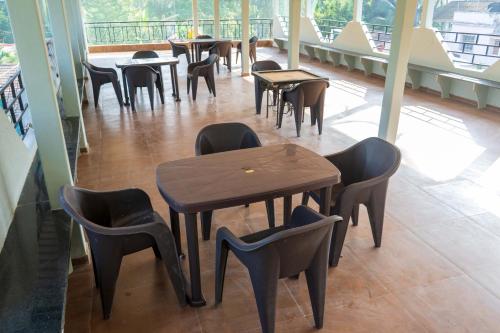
[0,48,18,64]
[314,0,353,22]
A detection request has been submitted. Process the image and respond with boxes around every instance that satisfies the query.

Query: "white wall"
[0,114,36,250]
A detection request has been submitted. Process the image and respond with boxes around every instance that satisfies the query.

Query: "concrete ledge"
[89,40,274,53]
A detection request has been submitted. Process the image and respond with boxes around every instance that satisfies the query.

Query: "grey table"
[116,56,181,105]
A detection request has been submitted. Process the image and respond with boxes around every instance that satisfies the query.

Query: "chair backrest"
[169,40,186,54]
[214,41,232,57]
[206,53,218,65]
[195,122,261,155]
[288,79,329,107]
[132,50,159,59]
[124,65,158,87]
[196,34,213,39]
[249,36,258,44]
[341,137,401,185]
[235,206,338,278]
[251,60,281,72]
[59,185,116,233]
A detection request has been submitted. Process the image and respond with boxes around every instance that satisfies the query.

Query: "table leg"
[173,64,181,102]
[170,65,175,96]
[191,44,195,63]
[283,195,292,226]
[319,186,332,216]
[184,213,206,307]
[121,69,130,106]
[169,207,183,257]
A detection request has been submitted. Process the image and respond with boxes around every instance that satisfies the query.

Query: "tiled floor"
[65,47,500,333]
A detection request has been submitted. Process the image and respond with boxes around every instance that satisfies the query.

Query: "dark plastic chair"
[187,54,218,101]
[252,60,282,118]
[82,61,123,108]
[209,41,233,73]
[302,137,401,266]
[195,122,275,241]
[169,39,191,63]
[59,185,186,319]
[124,65,164,111]
[236,36,258,64]
[132,50,164,91]
[195,34,215,61]
[279,80,329,137]
[215,205,342,333]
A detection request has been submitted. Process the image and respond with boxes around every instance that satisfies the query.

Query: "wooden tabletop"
[252,69,327,85]
[156,144,341,213]
[115,56,179,68]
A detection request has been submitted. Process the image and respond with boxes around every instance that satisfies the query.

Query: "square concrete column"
[193,0,199,36]
[288,0,301,69]
[378,0,418,143]
[214,0,220,38]
[353,0,363,22]
[420,0,436,28]
[241,0,250,75]
[65,0,84,80]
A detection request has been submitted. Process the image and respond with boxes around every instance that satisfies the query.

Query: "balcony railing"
[0,66,30,138]
[85,19,273,45]
[316,19,348,43]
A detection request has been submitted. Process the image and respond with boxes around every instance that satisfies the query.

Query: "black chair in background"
[169,39,191,63]
[187,54,218,100]
[236,36,258,64]
[302,137,401,266]
[215,205,342,333]
[124,65,164,111]
[252,60,282,118]
[59,185,186,319]
[82,61,123,108]
[195,34,215,61]
[194,122,275,241]
[209,41,233,73]
[279,80,329,137]
[132,50,164,89]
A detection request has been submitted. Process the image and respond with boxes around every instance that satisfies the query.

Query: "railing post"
[241,0,250,75]
[378,0,418,143]
[214,0,220,38]
[420,0,436,28]
[288,0,301,69]
[353,0,363,22]
[192,0,199,36]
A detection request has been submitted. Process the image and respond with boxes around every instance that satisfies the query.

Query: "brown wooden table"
[156,144,341,306]
[115,56,180,104]
[251,69,328,125]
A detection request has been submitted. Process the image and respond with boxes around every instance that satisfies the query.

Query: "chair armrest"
[216,227,250,250]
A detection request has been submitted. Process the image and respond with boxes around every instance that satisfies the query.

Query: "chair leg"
[278,99,285,128]
[156,78,165,104]
[111,80,124,107]
[367,196,386,247]
[92,242,123,319]
[294,106,303,137]
[169,207,183,256]
[92,84,101,108]
[128,83,136,112]
[187,77,191,94]
[192,76,199,101]
[90,248,99,289]
[201,210,213,241]
[236,50,239,64]
[316,104,324,135]
[351,205,360,226]
[215,238,230,304]
[147,83,155,110]
[265,199,275,228]
[301,192,310,206]
[210,74,216,97]
[216,59,220,74]
[329,215,349,267]
[249,262,280,333]
[204,76,212,94]
[305,237,330,329]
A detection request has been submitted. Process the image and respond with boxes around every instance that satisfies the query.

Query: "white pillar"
[74,0,88,63]
[65,0,84,80]
[420,0,436,28]
[214,0,220,38]
[378,0,418,143]
[193,0,199,36]
[6,0,74,206]
[241,0,250,75]
[288,0,301,69]
[353,0,363,22]
[273,0,280,16]
[305,0,313,18]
